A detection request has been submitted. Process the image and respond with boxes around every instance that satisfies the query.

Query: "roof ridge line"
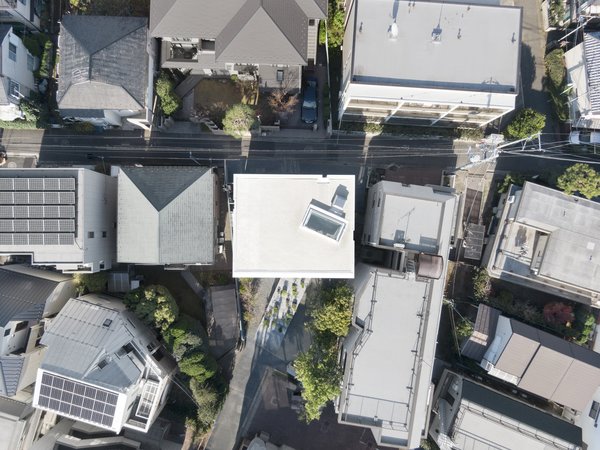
[261,0,307,61]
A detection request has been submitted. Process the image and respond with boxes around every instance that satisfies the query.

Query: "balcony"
[169,43,199,62]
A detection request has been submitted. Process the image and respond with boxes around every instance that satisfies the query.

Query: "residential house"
[32,294,177,434]
[149,0,327,91]
[0,0,40,31]
[232,174,355,279]
[117,166,218,267]
[565,31,600,131]
[0,264,75,400]
[463,304,600,412]
[483,181,600,305]
[0,396,36,450]
[569,386,600,450]
[0,25,37,121]
[337,182,457,448]
[57,16,152,129]
[430,370,583,450]
[0,168,118,273]
[339,0,521,126]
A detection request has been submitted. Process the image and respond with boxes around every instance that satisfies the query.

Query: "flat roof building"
[430,370,583,450]
[484,182,600,305]
[33,294,176,434]
[232,174,355,278]
[338,181,457,448]
[0,168,117,273]
[340,0,521,126]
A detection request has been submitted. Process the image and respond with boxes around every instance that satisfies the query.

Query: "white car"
[569,130,600,145]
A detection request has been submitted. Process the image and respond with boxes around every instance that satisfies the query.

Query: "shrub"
[70,121,95,134]
[73,272,108,294]
[545,49,566,88]
[456,319,474,341]
[222,103,256,137]
[505,108,545,140]
[155,73,182,116]
[319,2,345,47]
[456,127,484,141]
[37,39,54,78]
[124,285,179,333]
[311,282,353,337]
[543,302,574,326]
[178,351,218,383]
[548,0,565,27]
[190,380,223,434]
[498,173,525,194]
[472,268,492,301]
[0,119,38,129]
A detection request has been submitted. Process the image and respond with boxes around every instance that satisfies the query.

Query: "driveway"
[514,0,556,138]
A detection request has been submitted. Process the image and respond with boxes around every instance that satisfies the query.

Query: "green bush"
[0,119,39,129]
[548,0,565,27]
[37,39,54,78]
[124,285,179,333]
[505,108,545,139]
[178,351,218,382]
[190,380,223,434]
[498,173,525,194]
[73,272,108,294]
[222,103,256,137]
[155,73,182,116]
[70,121,95,134]
[456,127,484,141]
[311,283,353,337]
[545,49,570,122]
[472,268,492,301]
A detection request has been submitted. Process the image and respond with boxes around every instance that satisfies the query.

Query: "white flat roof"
[232,174,355,278]
[351,0,521,93]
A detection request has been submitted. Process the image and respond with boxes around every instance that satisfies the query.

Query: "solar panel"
[0,176,78,245]
[37,372,118,428]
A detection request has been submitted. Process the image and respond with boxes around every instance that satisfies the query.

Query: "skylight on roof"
[302,205,347,241]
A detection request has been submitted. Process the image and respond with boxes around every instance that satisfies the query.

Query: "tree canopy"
[156,73,182,117]
[311,283,353,337]
[222,104,256,137]
[123,285,179,333]
[505,108,545,140]
[73,272,108,294]
[557,163,600,199]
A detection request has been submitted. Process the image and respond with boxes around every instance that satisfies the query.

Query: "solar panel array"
[0,177,77,246]
[37,372,118,428]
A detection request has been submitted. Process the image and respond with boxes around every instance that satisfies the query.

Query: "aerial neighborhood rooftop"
[1,0,600,449]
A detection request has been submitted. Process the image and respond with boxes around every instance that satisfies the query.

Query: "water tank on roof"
[416,253,444,279]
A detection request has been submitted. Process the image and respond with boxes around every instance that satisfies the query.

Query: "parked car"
[301,76,318,124]
[569,130,600,145]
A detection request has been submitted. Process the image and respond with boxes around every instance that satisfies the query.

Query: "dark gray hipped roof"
[0,267,60,327]
[58,16,148,111]
[150,0,326,65]
[118,166,216,265]
[584,32,600,114]
[461,378,583,446]
[121,166,210,211]
[0,356,24,397]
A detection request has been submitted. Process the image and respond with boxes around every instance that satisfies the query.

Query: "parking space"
[283,65,329,132]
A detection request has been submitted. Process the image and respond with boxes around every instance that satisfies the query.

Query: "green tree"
[222,103,256,137]
[557,163,600,199]
[312,283,353,337]
[155,73,182,116]
[497,173,525,194]
[505,108,545,140]
[293,343,342,422]
[319,2,345,48]
[178,351,217,382]
[124,285,179,333]
[455,319,474,341]
[73,272,108,294]
[190,379,223,434]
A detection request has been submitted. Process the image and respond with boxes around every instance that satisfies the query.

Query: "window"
[27,53,34,71]
[3,328,10,337]
[15,321,27,332]
[309,19,315,26]
[102,319,112,328]
[8,42,16,62]
[302,204,347,241]
[8,80,19,99]
[277,69,284,82]
[377,197,381,207]
[102,231,107,238]
[590,401,600,419]
[88,231,94,238]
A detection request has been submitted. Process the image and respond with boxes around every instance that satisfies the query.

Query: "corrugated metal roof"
[40,295,170,393]
[0,266,61,326]
[118,166,216,265]
[584,32,600,114]
[460,304,500,361]
[0,356,24,397]
[460,377,582,446]
[58,16,148,111]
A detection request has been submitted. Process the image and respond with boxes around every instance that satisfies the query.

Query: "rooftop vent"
[389,22,398,40]
[102,319,112,328]
[432,26,442,43]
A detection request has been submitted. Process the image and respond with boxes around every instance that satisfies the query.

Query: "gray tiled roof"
[584,32,600,114]
[58,16,148,111]
[150,0,325,65]
[0,356,24,397]
[461,378,582,447]
[0,266,60,327]
[117,166,216,265]
[40,295,170,393]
